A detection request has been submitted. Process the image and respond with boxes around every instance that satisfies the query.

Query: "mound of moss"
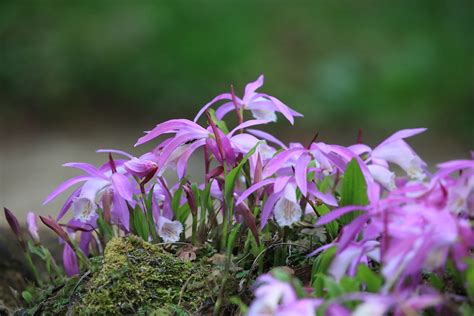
[76,236,219,315]
[27,236,233,315]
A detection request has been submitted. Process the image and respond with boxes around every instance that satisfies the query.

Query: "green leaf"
[339,158,369,224]
[317,175,332,193]
[427,272,443,291]
[172,181,185,215]
[356,264,383,293]
[132,205,149,240]
[22,290,33,305]
[229,296,248,314]
[227,224,241,254]
[177,204,191,225]
[340,276,360,293]
[97,208,114,242]
[316,205,339,240]
[311,246,336,281]
[224,142,261,203]
[322,275,345,298]
[145,185,159,242]
[207,108,229,134]
[465,260,474,300]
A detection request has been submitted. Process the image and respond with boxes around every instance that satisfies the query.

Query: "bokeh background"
[1,0,473,224]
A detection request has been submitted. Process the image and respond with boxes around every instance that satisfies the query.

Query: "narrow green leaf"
[356,264,383,293]
[133,205,149,240]
[208,108,229,134]
[316,204,339,240]
[340,158,368,224]
[145,185,159,242]
[224,142,261,202]
[227,224,241,254]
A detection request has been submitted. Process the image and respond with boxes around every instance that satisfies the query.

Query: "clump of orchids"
[5,75,474,315]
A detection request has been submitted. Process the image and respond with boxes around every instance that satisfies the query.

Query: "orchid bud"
[26,212,40,244]
[4,207,25,251]
[63,243,79,277]
[183,184,197,216]
[39,215,74,249]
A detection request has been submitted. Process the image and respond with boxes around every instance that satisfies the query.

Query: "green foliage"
[339,158,369,224]
[356,264,383,293]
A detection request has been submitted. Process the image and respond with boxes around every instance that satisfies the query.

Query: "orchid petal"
[378,128,427,147]
[135,119,204,146]
[111,173,133,201]
[96,149,134,159]
[243,75,264,104]
[316,205,369,226]
[193,93,232,122]
[262,148,305,178]
[43,175,91,205]
[260,192,281,228]
[177,139,206,179]
[295,153,311,196]
[62,162,106,179]
[236,178,276,205]
[247,128,287,149]
[228,119,270,137]
[215,101,236,120]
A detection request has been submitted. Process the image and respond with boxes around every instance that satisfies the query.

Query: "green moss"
[21,236,243,315]
[73,236,216,315]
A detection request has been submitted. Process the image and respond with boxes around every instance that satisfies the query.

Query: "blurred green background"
[0,0,473,221]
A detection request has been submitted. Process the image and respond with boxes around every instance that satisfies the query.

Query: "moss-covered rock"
[73,236,217,315]
[25,236,237,315]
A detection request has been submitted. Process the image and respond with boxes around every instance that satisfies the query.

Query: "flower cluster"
[4,75,473,314]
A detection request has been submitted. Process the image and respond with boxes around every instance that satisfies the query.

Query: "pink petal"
[96,149,134,159]
[295,153,311,196]
[236,178,276,205]
[62,162,106,179]
[378,128,427,147]
[135,119,203,146]
[43,175,91,205]
[247,128,287,149]
[215,101,236,120]
[193,93,232,122]
[243,75,264,104]
[111,173,133,201]
[228,120,270,137]
[316,205,369,226]
[260,192,281,228]
[177,139,206,179]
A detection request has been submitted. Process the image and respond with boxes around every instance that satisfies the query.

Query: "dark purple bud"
[4,207,25,251]
[40,215,74,248]
[183,184,197,216]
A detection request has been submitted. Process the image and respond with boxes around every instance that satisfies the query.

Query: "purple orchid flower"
[248,273,321,316]
[194,75,303,125]
[43,159,135,231]
[350,128,428,189]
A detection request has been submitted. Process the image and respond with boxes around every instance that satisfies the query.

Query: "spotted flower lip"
[156,216,183,243]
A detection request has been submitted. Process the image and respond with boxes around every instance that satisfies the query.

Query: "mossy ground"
[24,236,240,315]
